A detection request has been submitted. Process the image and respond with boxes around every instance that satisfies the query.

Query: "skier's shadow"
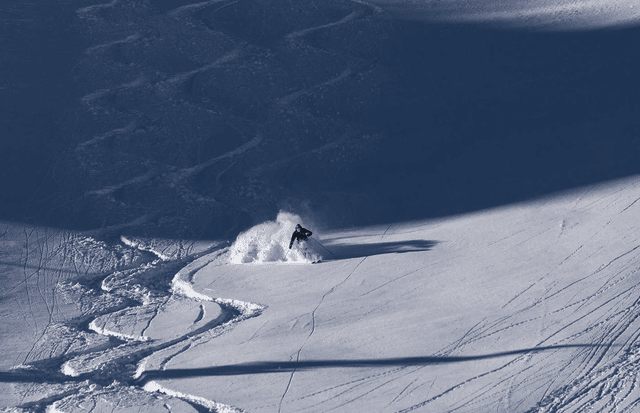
[316,239,438,261]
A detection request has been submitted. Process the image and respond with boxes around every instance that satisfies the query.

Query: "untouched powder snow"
[2,176,640,412]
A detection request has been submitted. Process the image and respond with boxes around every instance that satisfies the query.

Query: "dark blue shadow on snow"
[131,344,609,382]
[0,344,609,384]
[1,0,640,239]
[313,239,438,260]
[360,22,640,222]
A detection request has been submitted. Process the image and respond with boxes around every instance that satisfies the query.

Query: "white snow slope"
[372,0,640,31]
[2,177,640,412]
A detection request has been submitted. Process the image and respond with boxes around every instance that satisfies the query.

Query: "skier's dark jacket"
[289,225,312,249]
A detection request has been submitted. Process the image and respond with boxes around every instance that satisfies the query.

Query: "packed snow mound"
[228,211,321,264]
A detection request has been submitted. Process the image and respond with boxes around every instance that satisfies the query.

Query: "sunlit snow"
[228,212,322,264]
[2,177,640,411]
[372,0,640,30]
[2,0,640,411]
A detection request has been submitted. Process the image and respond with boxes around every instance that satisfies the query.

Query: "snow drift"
[227,211,322,264]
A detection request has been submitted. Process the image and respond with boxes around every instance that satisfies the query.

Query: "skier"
[289,224,312,249]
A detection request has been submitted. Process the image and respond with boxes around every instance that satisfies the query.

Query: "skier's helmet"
[296,224,302,229]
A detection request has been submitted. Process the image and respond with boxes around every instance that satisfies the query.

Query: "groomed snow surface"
[2,177,640,412]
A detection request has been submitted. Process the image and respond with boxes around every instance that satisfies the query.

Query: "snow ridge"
[89,318,150,342]
[144,381,243,413]
[172,272,215,301]
[170,262,267,318]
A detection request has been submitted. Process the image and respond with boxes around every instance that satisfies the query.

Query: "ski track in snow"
[4,178,640,411]
[417,183,640,413]
[0,223,259,412]
[5,0,640,409]
[276,66,354,107]
[167,0,228,17]
[266,179,640,413]
[278,256,369,412]
[59,0,392,273]
[285,10,363,40]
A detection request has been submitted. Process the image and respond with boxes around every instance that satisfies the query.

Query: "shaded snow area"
[228,212,322,265]
[1,177,640,412]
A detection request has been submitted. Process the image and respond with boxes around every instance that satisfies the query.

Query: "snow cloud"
[228,211,321,264]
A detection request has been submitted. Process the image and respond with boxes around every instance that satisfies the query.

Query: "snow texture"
[228,212,322,265]
[143,381,242,413]
[1,0,640,411]
[5,177,640,412]
[373,0,640,30]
